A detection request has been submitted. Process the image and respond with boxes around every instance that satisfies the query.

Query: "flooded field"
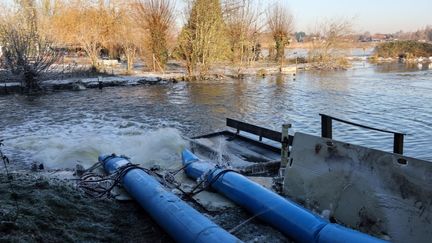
[0,62,431,169]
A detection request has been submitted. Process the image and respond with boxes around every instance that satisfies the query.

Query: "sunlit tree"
[224,0,263,69]
[135,0,175,72]
[267,3,293,62]
[176,0,227,78]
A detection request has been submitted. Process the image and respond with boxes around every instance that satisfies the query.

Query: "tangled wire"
[76,156,235,205]
[186,167,237,197]
[76,156,264,234]
[77,161,152,199]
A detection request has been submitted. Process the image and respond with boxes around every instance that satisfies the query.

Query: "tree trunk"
[275,38,285,62]
[23,70,39,93]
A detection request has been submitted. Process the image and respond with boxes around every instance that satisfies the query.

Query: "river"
[0,61,431,169]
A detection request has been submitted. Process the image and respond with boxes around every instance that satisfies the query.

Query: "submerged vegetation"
[373,41,432,58]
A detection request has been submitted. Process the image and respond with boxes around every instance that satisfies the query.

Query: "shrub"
[374,41,432,58]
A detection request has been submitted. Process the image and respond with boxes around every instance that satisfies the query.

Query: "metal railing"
[226,118,293,145]
[320,114,406,154]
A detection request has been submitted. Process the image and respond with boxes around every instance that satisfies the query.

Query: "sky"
[275,0,432,33]
[173,0,432,34]
[1,0,431,34]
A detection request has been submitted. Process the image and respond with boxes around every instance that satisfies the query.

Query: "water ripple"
[0,63,431,165]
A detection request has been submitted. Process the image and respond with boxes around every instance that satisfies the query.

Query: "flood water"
[0,62,431,168]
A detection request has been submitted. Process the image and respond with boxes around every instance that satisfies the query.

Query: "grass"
[0,173,172,243]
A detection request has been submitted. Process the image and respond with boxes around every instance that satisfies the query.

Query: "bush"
[374,41,432,58]
[257,68,267,77]
[0,23,60,93]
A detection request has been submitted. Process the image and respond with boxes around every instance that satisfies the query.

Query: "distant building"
[371,34,394,42]
[359,35,372,42]
[371,34,387,42]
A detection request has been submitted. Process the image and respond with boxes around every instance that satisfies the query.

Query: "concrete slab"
[248,176,274,190]
[283,132,432,243]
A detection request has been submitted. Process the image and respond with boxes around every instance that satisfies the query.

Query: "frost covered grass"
[0,171,291,242]
[0,173,172,242]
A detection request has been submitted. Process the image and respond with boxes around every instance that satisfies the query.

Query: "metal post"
[281,123,291,167]
[393,133,404,155]
[321,115,333,139]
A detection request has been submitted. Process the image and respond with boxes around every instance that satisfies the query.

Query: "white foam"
[215,136,227,166]
[5,123,187,169]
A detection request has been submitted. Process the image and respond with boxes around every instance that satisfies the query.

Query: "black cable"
[78,162,151,198]
[78,158,223,203]
[187,168,237,197]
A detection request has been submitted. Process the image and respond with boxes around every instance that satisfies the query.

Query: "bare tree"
[427,26,432,42]
[50,2,98,69]
[0,2,60,92]
[116,2,141,74]
[36,0,61,38]
[224,0,263,70]
[51,1,120,71]
[15,0,38,34]
[308,18,353,69]
[77,8,106,70]
[267,4,294,62]
[135,0,175,72]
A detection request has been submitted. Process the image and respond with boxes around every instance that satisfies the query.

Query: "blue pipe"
[99,154,241,243]
[181,149,387,243]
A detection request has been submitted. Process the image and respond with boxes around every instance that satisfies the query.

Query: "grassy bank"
[0,173,172,242]
[0,171,290,242]
[373,41,432,58]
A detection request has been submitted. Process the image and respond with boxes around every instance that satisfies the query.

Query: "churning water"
[0,62,431,168]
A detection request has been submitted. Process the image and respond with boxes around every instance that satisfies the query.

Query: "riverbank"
[0,74,181,95]
[0,61,299,95]
[369,56,432,65]
[0,172,172,242]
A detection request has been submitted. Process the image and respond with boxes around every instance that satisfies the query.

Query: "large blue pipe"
[181,149,387,243]
[99,154,241,243]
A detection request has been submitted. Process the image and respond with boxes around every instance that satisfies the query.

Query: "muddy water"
[0,62,431,168]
